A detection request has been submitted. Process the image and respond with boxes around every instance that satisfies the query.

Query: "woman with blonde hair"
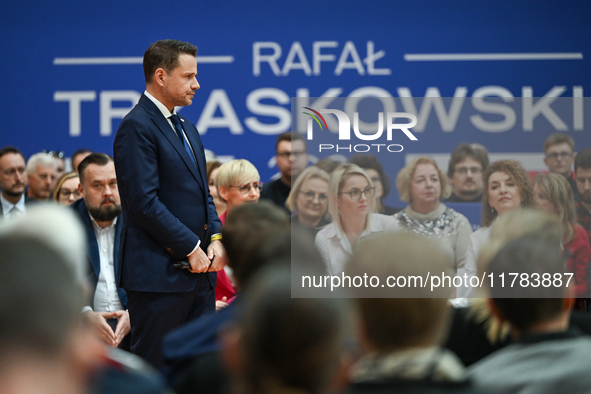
[393,157,472,276]
[286,166,330,233]
[533,172,591,299]
[315,164,398,275]
[459,160,535,300]
[52,172,80,206]
[214,159,262,308]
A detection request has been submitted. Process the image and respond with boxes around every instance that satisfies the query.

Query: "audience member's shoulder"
[91,348,173,394]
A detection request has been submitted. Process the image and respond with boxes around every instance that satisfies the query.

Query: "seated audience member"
[534,173,591,301]
[72,154,130,349]
[72,148,93,173]
[345,232,482,393]
[469,234,591,393]
[0,205,103,394]
[315,157,342,175]
[349,153,401,214]
[26,152,57,201]
[1,205,173,394]
[222,266,349,394]
[445,143,489,203]
[459,160,535,301]
[394,157,472,278]
[206,160,227,217]
[286,166,330,234]
[260,132,308,211]
[315,164,399,276]
[446,209,591,366]
[214,159,262,305]
[53,172,81,206]
[44,149,66,181]
[575,148,591,239]
[543,132,578,200]
[0,146,35,219]
[162,201,291,394]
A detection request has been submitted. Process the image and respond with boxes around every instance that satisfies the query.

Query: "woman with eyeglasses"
[214,159,262,308]
[286,166,330,234]
[52,172,81,206]
[315,164,399,275]
[393,157,472,279]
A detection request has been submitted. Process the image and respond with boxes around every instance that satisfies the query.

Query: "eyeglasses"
[299,190,328,203]
[230,183,263,194]
[43,150,65,159]
[59,189,81,198]
[546,152,572,161]
[338,186,375,201]
[277,151,306,159]
[455,167,482,175]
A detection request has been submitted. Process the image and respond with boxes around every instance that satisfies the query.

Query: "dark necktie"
[170,114,196,167]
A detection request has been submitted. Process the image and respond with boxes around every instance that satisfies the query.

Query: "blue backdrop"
[1,0,590,211]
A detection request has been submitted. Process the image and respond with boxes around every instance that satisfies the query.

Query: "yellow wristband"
[211,234,222,242]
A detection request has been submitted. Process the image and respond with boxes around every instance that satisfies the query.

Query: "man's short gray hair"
[26,152,57,175]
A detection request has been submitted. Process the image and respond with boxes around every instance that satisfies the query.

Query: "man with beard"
[575,148,591,242]
[445,143,489,203]
[0,146,36,219]
[72,153,130,350]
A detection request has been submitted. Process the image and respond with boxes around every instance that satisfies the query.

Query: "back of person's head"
[0,233,82,358]
[347,232,453,352]
[237,267,348,394]
[476,208,562,277]
[222,201,290,289]
[488,234,569,333]
[575,148,591,172]
[0,205,102,392]
[77,153,113,185]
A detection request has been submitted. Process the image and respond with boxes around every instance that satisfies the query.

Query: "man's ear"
[154,68,166,87]
[78,182,84,198]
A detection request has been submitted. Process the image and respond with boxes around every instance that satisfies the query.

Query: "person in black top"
[260,132,308,212]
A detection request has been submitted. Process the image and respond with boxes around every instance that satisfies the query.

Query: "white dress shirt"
[90,216,123,312]
[315,213,400,275]
[1,194,26,219]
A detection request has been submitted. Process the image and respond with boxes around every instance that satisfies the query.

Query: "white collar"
[89,214,118,232]
[1,193,25,215]
[144,90,177,119]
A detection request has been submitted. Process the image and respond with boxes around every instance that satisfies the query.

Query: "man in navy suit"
[72,153,130,349]
[113,39,224,369]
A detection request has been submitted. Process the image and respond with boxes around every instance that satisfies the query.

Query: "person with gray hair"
[0,205,102,394]
[26,152,57,201]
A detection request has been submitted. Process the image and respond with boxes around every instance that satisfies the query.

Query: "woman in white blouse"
[315,163,399,275]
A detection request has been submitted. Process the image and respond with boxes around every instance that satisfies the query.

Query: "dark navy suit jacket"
[71,198,127,309]
[113,93,222,293]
